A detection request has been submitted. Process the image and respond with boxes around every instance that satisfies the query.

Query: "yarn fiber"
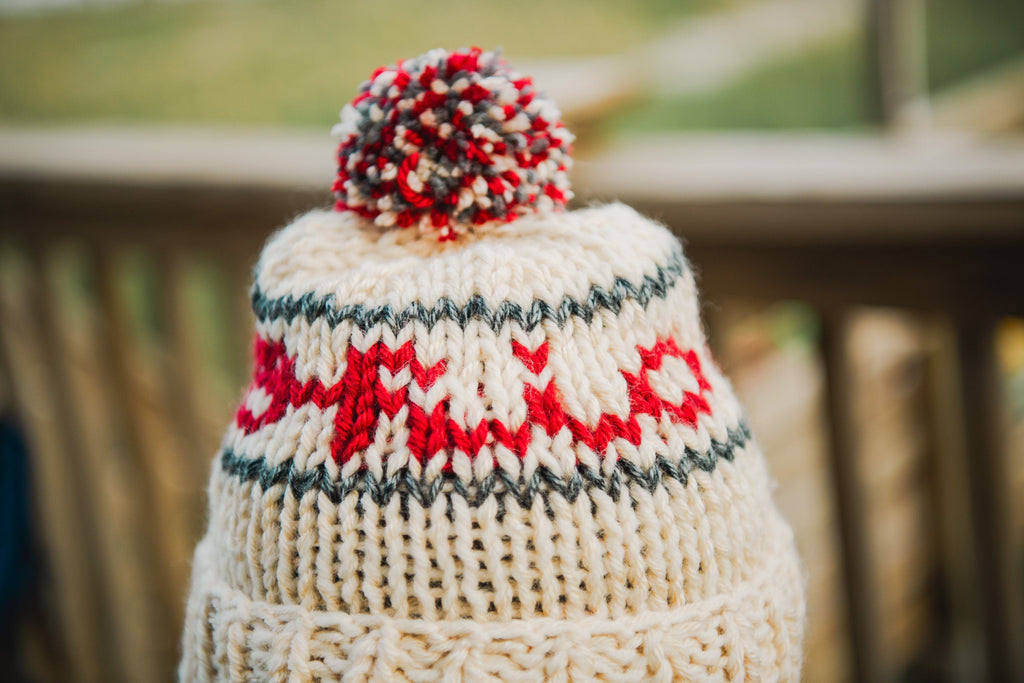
[180,48,805,683]
[332,47,573,240]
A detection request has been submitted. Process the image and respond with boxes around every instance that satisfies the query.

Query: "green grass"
[926,0,1024,92]
[609,37,870,133]
[611,0,1024,134]
[0,0,734,126]
[0,0,1021,132]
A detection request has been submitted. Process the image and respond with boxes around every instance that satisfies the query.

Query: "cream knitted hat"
[180,47,806,682]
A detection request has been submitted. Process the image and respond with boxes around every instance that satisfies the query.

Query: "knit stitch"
[180,49,805,683]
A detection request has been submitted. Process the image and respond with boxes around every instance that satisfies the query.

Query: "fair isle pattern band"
[233,334,716,466]
[233,248,720,486]
[249,251,687,332]
[217,423,751,508]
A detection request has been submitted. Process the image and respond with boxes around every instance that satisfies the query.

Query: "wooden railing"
[1,129,1023,683]
[579,134,1024,682]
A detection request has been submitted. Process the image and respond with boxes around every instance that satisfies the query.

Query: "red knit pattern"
[236,336,712,466]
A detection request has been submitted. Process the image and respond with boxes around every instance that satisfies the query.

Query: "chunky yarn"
[331,47,574,240]
[180,48,806,683]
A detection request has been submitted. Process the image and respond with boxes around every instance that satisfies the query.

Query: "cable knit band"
[250,251,687,333]
[181,527,805,683]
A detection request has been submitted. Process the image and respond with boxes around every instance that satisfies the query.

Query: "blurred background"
[0,0,1022,681]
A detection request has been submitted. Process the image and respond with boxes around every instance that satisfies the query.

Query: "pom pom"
[332,47,574,241]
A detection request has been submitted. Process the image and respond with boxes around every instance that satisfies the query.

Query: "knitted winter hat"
[180,47,805,682]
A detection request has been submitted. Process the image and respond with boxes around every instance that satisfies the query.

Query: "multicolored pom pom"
[332,47,574,241]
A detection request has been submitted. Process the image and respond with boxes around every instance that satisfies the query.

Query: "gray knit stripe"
[251,251,690,333]
[218,423,750,513]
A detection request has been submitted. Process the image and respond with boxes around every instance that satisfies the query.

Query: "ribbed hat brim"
[180,530,804,683]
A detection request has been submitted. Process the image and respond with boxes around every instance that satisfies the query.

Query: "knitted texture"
[180,48,805,682]
[180,204,805,682]
[331,47,573,240]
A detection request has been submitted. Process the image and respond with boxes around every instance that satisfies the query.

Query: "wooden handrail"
[4,128,1023,240]
[5,129,1023,315]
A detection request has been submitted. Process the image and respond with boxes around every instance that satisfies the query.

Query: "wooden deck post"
[953,316,1024,682]
[819,310,887,683]
[24,246,125,683]
[92,247,182,682]
[865,0,930,130]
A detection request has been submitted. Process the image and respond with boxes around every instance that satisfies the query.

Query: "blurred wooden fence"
[579,134,1024,683]
[1,129,1023,683]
